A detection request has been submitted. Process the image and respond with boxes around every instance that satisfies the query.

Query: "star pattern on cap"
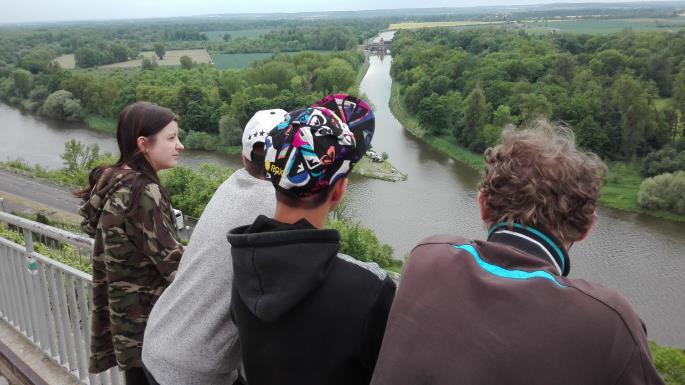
[249,130,267,140]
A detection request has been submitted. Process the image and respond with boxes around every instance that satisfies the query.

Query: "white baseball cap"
[242,109,288,161]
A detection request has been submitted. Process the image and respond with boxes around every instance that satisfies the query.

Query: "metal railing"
[0,211,123,385]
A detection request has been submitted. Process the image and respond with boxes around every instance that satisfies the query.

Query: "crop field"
[202,29,272,40]
[389,21,505,30]
[210,52,274,69]
[389,17,685,34]
[100,49,212,68]
[54,54,76,69]
[211,50,332,69]
[525,17,685,34]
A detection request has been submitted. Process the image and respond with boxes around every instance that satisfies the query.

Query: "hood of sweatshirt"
[227,215,341,322]
[78,167,138,237]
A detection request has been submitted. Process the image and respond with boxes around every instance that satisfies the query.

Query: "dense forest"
[390,28,685,215]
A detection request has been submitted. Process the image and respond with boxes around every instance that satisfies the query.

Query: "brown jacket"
[80,168,183,373]
[372,226,664,385]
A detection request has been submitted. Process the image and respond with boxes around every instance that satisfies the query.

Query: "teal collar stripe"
[488,222,566,272]
[454,244,566,288]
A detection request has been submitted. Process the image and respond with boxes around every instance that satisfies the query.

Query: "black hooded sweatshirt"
[228,215,396,385]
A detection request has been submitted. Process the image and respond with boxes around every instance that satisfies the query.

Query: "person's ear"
[478,190,489,223]
[577,211,597,242]
[137,136,149,154]
[329,178,348,211]
[241,154,248,168]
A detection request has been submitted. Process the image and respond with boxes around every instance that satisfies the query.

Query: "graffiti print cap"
[264,95,374,196]
[242,109,288,161]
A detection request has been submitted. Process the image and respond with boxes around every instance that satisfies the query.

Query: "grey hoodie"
[142,168,276,385]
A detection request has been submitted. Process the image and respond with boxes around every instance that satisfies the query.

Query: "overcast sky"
[0,0,667,24]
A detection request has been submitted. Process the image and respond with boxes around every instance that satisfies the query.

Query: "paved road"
[0,169,195,239]
[0,170,80,215]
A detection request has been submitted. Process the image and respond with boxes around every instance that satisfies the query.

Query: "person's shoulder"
[565,278,647,342]
[411,234,471,251]
[141,182,163,204]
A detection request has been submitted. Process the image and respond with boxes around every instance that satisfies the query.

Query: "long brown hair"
[75,102,177,213]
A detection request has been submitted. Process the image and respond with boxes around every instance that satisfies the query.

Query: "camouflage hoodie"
[80,167,183,373]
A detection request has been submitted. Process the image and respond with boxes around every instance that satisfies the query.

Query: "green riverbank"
[388,82,685,224]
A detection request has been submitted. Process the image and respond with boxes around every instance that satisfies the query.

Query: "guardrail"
[0,211,122,385]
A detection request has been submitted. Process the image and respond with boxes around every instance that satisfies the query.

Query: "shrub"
[160,164,234,217]
[641,147,685,178]
[328,218,394,268]
[638,171,685,214]
[183,131,218,151]
[650,341,685,385]
[41,90,82,121]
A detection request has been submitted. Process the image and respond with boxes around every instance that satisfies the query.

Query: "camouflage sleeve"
[133,184,183,282]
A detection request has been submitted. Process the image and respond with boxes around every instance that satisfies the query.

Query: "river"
[0,33,684,346]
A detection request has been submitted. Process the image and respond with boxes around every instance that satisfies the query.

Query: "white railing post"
[0,212,118,384]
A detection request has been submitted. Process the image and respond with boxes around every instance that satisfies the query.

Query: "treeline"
[0,48,364,147]
[204,22,385,53]
[0,19,383,70]
[391,28,685,215]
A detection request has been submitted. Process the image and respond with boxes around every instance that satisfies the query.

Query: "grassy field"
[600,162,685,223]
[202,29,272,40]
[389,20,505,30]
[101,49,212,68]
[83,114,117,134]
[54,54,75,69]
[55,49,212,69]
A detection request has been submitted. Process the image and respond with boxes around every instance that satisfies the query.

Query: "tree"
[461,82,488,148]
[313,59,355,94]
[61,139,101,175]
[647,50,672,97]
[417,93,450,135]
[179,55,194,70]
[552,52,576,82]
[219,114,243,146]
[223,33,232,42]
[41,90,82,121]
[108,44,130,63]
[74,47,103,68]
[154,44,166,60]
[641,147,685,178]
[611,74,651,158]
[141,56,158,70]
[19,46,56,74]
[492,105,515,128]
[674,66,685,138]
[11,69,33,98]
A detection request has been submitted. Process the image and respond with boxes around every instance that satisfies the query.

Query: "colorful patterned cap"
[312,93,375,161]
[264,95,374,196]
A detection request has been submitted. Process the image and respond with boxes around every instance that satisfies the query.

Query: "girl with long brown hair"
[76,101,184,385]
